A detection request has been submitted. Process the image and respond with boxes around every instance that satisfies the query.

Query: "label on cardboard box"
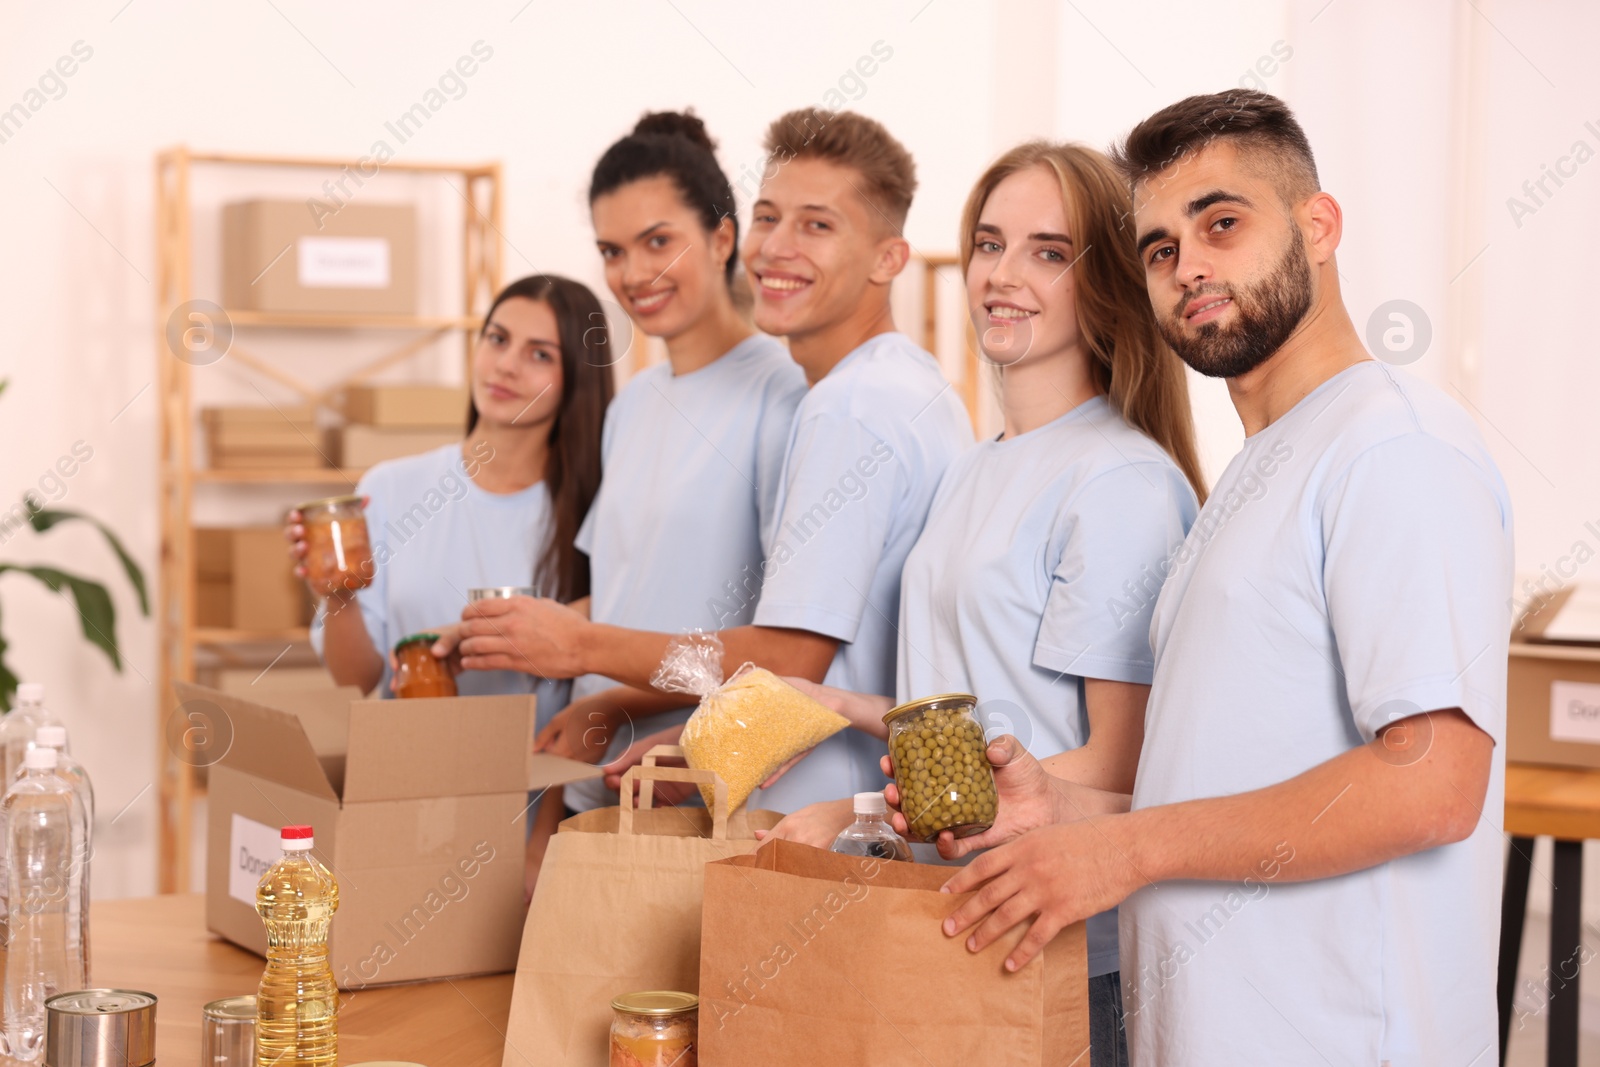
[297,236,390,289]
[1550,681,1600,744]
[229,813,283,906]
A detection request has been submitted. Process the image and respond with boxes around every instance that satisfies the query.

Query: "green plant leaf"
[26,507,149,616]
[0,564,122,671]
[0,598,14,713]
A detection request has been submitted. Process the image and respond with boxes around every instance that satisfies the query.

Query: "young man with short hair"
[454,108,973,812]
[930,91,1512,1065]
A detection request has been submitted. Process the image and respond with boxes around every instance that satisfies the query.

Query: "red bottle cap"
[282,825,313,839]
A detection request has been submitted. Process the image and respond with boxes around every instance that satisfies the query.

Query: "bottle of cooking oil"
[255,824,339,1067]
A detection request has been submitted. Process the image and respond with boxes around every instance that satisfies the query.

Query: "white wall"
[0,0,1594,923]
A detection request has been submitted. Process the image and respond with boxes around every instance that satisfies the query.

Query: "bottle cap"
[24,747,57,771]
[35,725,68,749]
[16,682,43,707]
[281,824,314,850]
[853,791,887,815]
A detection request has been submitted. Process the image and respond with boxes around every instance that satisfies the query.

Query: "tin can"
[297,494,374,597]
[610,990,697,1067]
[467,586,538,601]
[45,989,157,1067]
[200,994,255,1066]
[882,693,998,841]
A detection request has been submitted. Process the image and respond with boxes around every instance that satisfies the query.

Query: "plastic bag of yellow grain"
[651,631,850,811]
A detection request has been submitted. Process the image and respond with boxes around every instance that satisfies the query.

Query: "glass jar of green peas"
[883,693,997,841]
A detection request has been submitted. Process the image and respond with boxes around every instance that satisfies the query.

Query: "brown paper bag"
[501,747,781,1067]
[699,839,1088,1066]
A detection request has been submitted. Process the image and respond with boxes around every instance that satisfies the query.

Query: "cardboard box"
[1508,587,1600,769]
[202,406,324,470]
[342,385,470,429]
[193,527,311,631]
[223,200,418,316]
[180,681,604,989]
[331,425,460,468]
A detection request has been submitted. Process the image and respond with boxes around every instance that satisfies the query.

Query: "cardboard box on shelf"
[202,406,324,471]
[179,681,604,989]
[341,385,470,429]
[193,527,310,631]
[330,425,460,468]
[1508,586,1600,770]
[222,200,418,316]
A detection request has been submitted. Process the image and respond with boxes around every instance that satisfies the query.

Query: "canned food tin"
[467,586,538,601]
[45,989,157,1067]
[882,693,998,842]
[200,994,255,1066]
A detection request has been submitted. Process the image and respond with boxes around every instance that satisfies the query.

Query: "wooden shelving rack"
[153,148,503,893]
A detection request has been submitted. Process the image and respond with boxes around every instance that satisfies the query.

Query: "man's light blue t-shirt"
[749,331,973,813]
[309,443,570,727]
[1121,362,1513,1065]
[898,394,1197,978]
[565,334,807,811]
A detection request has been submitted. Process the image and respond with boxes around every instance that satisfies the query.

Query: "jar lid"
[882,692,978,725]
[296,493,364,513]
[611,990,698,1016]
[394,632,442,653]
[45,989,157,1067]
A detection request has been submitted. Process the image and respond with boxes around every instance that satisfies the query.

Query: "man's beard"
[1158,231,1314,379]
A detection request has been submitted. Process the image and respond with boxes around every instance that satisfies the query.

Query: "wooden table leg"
[1500,835,1535,1065]
[1549,839,1583,1067]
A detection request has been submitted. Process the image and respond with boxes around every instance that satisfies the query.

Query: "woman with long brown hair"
[286,273,613,714]
[763,141,1205,1067]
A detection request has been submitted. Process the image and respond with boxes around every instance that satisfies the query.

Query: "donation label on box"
[298,236,391,289]
[229,812,282,906]
[1551,680,1600,744]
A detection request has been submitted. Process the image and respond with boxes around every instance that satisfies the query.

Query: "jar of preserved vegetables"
[883,693,998,841]
[392,633,456,699]
[609,991,696,1067]
[297,495,374,598]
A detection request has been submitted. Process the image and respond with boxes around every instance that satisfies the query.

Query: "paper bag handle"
[619,745,729,841]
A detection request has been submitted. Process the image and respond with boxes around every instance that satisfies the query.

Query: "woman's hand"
[534,695,624,764]
[602,726,697,806]
[754,797,854,848]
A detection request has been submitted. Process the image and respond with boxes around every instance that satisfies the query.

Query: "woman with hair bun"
[520,110,807,882]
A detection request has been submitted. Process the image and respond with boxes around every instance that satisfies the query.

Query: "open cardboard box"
[1508,586,1600,769]
[176,681,602,989]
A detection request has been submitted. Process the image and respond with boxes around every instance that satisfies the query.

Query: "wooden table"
[1499,763,1600,1067]
[92,894,513,1065]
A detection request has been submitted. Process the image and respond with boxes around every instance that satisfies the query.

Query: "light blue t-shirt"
[309,443,570,728]
[1121,362,1513,1065]
[898,395,1198,978]
[565,334,807,810]
[749,331,973,813]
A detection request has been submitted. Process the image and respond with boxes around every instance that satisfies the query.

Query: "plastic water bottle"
[830,791,913,862]
[256,824,340,1067]
[1,684,61,786]
[2,747,88,1063]
[26,725,93,988]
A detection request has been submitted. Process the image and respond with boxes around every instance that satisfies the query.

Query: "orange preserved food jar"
[297,494,373,598]
[392,633,456,699]
[609,991,696,1067]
